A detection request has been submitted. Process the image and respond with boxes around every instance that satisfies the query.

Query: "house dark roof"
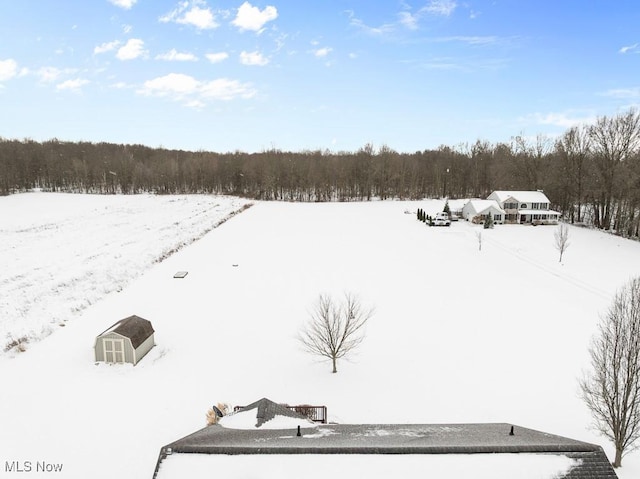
[159,422,617,479]
[99,315,154,348]
[236,397,308,427]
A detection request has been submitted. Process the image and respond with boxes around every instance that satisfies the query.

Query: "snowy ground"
[1,194,639,478]
[0,193,251,354]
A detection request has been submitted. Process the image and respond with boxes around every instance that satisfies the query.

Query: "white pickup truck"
[432,212,451,226]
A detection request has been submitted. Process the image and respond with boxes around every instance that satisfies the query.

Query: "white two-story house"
[487,191,560,224]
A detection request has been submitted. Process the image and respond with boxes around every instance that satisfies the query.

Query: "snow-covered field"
[1,193,639,478]
[0,193,251,353]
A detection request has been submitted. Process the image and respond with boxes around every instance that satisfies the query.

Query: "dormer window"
[521,203,527,209]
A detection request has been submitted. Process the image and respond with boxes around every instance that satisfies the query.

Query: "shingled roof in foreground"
[154,399,617,479]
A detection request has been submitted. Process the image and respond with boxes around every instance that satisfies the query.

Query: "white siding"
[133,334,155,365]
[95,332,135,364]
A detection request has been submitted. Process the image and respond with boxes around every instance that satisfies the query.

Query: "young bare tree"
[554,224,570,262]
[579,277,640,468]
[476,231,482,251]
[298,293,373,373]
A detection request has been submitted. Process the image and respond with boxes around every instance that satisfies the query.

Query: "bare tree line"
[2,109,640,236]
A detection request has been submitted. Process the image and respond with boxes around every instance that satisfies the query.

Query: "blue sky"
[1,1,639,153]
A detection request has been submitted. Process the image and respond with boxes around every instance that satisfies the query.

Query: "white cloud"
[436,35,500,46]
[274,32,288,51]
[0,59,18,81]
[160,1,219,30]
[156,49,198,61]
[232,1,277,32]
[349,3,456,35]
[122,24,133,34]
[37,66,62,82]
[185,99,206,109]
[422,0,457,17]
[108,0,137,9]
[420,58,462,70]
[138,72,256,106]
[526,111,597,129]
[239,50,269,66]
[139,73,200,97]
[347,10,395,36]
[200,78,256,100]
[116,38,147,60]
[411,55,507,72]
[398,11,419,30]
[205,52,229,63]
[313,47,332,58]
[181,5,217,29]
[603,87,640,99]
[395,1,457,30]
[94,40,121,54]
[37,67,79,83]
[56,78,90,91]
[619,43,639,54]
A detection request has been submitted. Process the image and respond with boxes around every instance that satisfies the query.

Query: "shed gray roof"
[160,422,617,478]
[98,315,154,349]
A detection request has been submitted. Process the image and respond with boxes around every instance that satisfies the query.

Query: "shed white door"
[103,338,125,363]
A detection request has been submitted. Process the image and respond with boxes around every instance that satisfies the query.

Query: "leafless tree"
[555,125,591,223]
[511,133,552,189]
[298,293,373,373]
[554,224,570,262]
[589,108,640,230]
[579,277,640,468]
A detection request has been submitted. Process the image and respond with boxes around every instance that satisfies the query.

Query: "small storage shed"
[94,315,155,365]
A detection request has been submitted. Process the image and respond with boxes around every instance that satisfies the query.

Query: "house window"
[521,204,527,209]
[494,214,502,221]
[504,202,517,209]
[532,203,539,210]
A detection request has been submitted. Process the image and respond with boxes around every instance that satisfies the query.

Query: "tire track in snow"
[480,231,611,300]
